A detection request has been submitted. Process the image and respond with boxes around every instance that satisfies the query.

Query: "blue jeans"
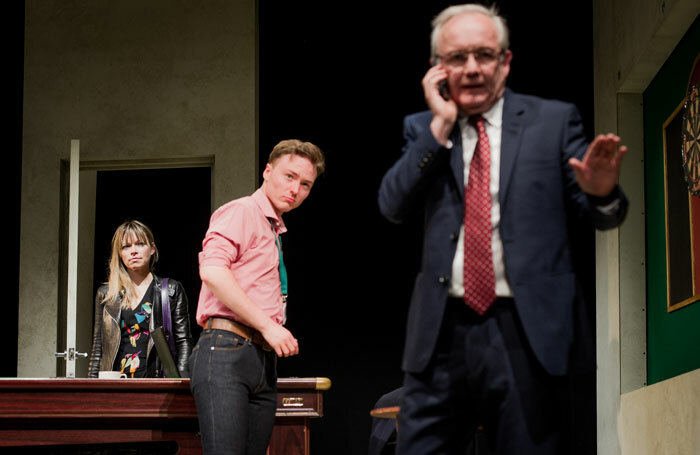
[189,328,277,455]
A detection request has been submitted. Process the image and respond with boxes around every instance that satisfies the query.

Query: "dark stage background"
[258,2,596,454]
[5,1,598,454]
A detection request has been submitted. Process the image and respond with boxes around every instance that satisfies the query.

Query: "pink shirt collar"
[251,187,287,234]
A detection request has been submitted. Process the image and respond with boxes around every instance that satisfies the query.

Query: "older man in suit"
[378,4,627,454]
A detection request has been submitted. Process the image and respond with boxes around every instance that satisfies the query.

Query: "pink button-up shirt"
[196,188,287,327]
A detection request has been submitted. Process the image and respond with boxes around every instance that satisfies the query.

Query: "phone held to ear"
[431,61,450,101]
[437,80,450,101]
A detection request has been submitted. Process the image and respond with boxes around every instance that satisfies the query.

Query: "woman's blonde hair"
[103,220,159,309]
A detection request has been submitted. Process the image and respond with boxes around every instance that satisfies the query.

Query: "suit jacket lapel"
[499,89,525,210]
[447,91,525,203]
[450,122,465,200]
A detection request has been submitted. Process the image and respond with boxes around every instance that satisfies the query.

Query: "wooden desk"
[0,377,330,455]
[270,377,330,455]
[369,406,399,420]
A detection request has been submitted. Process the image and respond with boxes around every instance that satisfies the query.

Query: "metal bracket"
[54,347,88,361]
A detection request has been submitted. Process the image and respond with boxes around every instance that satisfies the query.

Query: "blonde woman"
[89,220,193,378]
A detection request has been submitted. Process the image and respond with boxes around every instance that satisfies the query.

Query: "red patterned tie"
[463,115,496,315]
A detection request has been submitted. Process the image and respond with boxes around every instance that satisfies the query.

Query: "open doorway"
[90,167,211,363]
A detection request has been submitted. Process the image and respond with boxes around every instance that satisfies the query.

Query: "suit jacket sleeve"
[378,112,457,224]
[559,104,628,230]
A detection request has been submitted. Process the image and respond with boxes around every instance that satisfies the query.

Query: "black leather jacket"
[88,274,193,378]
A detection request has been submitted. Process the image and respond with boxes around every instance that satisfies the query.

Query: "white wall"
[619,368,700,454]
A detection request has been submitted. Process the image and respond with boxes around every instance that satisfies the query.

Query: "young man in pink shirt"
[190,139,325,455]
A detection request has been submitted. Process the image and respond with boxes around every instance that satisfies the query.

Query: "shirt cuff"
[595,199,621,215]
[588,186,622,215]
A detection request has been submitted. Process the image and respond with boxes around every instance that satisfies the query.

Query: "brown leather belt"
[205,317,272,351]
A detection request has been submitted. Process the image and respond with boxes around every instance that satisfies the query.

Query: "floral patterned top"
[113,282,154,378]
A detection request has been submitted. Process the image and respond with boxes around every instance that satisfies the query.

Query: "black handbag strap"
[160,278,176,357]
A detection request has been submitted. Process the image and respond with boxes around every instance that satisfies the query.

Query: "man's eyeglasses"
[436,48,503,68]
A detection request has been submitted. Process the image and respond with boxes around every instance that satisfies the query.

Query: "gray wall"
[19,0,257,377]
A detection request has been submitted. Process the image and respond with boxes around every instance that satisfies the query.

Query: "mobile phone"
[437,80,450,101]
[432,60,451,101]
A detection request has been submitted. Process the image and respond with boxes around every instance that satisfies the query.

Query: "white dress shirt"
[449,97,514,298]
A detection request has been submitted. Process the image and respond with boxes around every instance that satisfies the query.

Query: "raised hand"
[569,133,627,197]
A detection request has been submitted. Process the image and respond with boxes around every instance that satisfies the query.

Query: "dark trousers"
[397,298,569,455]
[189,328,277,455]
[369,387,405,455]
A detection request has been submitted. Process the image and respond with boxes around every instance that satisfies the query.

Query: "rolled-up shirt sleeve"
[199,232,238,268]
[194,188,286,327]
[198,202,254,269]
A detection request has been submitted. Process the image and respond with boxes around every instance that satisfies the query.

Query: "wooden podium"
[0,377,330,454]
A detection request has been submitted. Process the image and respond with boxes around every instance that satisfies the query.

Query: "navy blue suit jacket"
[378,89,627,376]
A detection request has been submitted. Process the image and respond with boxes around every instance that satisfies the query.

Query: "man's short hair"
[268,139,325,177]
[430,3,510,59]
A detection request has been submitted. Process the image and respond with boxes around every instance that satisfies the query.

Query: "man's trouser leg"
[397,299,569,455]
